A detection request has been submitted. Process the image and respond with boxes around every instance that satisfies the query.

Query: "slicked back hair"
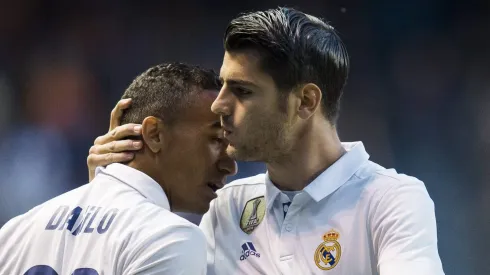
[224,7,350,124]
[120,62,220,127]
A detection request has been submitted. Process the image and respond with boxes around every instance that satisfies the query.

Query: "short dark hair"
[224,7,350,124]
[120,62,220,126]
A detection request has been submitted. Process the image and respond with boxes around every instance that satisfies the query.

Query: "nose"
[217,151,238,177]
[211,88,232,116]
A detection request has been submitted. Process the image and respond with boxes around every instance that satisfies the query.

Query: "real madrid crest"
[240,196,266,234]
[314,229,342,270]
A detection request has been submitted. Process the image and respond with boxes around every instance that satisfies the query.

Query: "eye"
[212,137,225,145]
[211,136,228,150]
[233,87,252,97]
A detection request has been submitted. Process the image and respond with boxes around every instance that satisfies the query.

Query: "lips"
[207,181,225,192]
[221,121,233,133]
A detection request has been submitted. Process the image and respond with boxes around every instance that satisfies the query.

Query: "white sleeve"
[199,198,218,275]
[124,225,207,275]
[371,180,445,275]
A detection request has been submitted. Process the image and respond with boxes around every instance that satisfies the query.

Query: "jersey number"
[24,265,99,275]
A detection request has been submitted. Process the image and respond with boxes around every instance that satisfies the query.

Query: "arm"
[125,225,207,275]
[87,99,143,181]
[371,179,445,275]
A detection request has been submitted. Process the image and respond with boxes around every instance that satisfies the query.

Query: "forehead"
[220,50,274,87]
[179,90,220,128]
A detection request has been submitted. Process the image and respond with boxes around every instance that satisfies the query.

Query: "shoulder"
[371,167,428,201]
[117,206,205,259]
[213,173,266,208]
[126,202,203,238]
[0,183,91,230]
[120,200,200,236]
[135,217,204,246]
[333,161,433,219]
[218,173,266,197]
[200,174,266,227]
[120,211,206,273]
[349,162,434,224]
[350,161,428,199]
[221,173,266,190]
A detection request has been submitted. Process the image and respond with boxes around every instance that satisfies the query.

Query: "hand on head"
[87,99,143,181]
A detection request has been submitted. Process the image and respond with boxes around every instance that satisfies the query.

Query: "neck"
[266,120,345,191]
[128,153,172,209]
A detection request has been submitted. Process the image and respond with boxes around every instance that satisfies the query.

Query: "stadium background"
[0,0,488,274]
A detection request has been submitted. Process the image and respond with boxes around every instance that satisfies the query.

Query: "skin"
[88,50,344,192]
[88,90,237,214]
[213,50,346,190]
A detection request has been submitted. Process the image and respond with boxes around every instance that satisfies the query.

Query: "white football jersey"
[200,142,444,275]
[0,163,206,275]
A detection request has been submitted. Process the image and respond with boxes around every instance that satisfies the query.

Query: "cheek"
[232,105,247,126]
[247,106,273,126]
[251,111,287,140]
[183,143,218,175]
[167,140,201,171]
[171,157,205,191]
[234,104,263,130]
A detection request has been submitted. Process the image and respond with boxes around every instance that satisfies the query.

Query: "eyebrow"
[219,77,260,89]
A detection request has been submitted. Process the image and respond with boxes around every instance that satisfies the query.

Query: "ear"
[296,83,322,119]
[141,116,164,153]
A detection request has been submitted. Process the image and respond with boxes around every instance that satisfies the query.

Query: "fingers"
[109,98,132,131]
[88,98,141,181]
[94,123,142,145]
[87,152,135,171]
[87,139,142,173]
[90,139,143,155]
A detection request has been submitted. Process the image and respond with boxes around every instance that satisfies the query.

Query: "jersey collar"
[265,142,370,209]
[95,163,170,210]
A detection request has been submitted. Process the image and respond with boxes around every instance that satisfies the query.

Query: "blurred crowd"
[0,0,488,274]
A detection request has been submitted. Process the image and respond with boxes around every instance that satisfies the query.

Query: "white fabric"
[200,142,444,275]
[0,163,206,275]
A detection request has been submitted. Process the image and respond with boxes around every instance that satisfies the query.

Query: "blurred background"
[0,0,488,274]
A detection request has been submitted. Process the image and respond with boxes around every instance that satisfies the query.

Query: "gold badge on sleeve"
[314,229,342,270]
[240,196,266,234]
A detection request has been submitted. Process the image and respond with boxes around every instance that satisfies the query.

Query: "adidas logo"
[240,242,261,261]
